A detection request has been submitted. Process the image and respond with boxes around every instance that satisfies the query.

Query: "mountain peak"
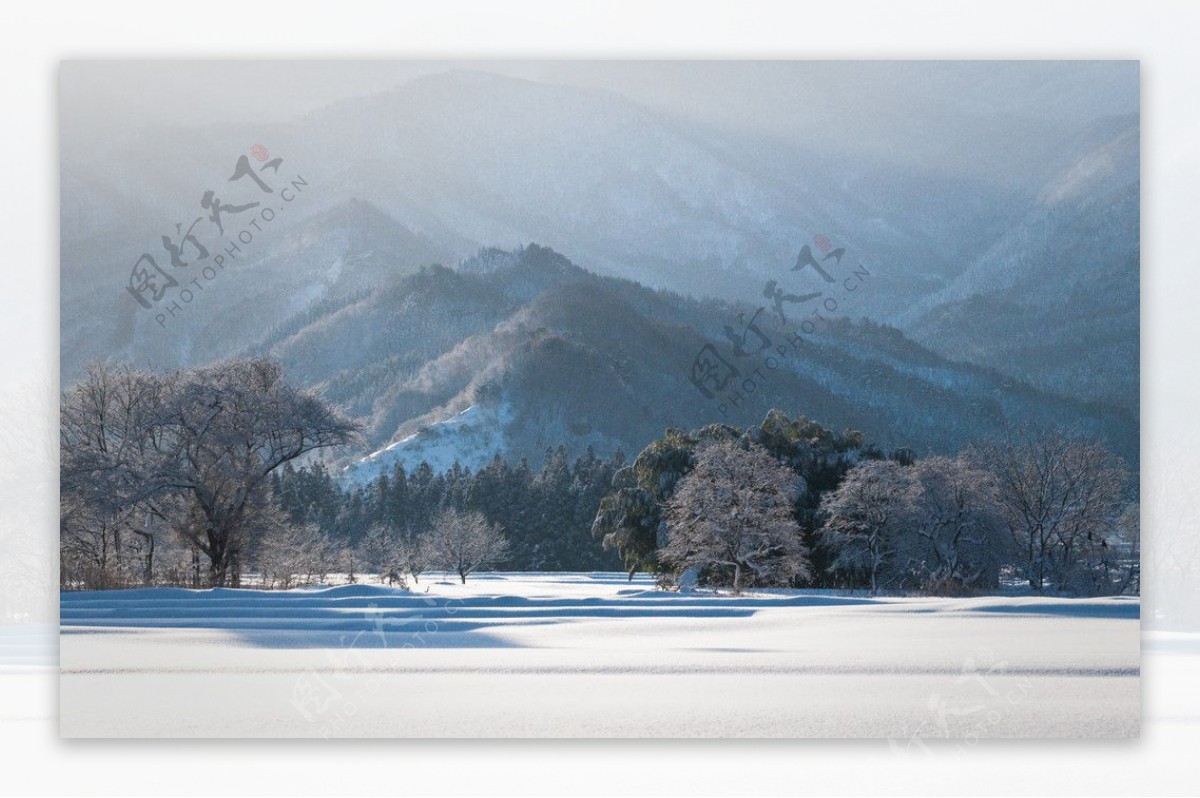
[458,244,580,277]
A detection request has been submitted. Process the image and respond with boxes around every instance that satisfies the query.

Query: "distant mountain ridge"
[905,116,1139,410]
[239,245,1136,480]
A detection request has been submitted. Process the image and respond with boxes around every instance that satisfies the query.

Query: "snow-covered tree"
[362,523,434,585]
[660,439,810,594]
[60,358,360,587]
[1105,501,1141,595]
[426,508,509,584]
[818,459,918,595]
[60,363,178,588]
[254,514,329,590]
[398,534,435,584]
[971,428,1128,593]
[167,359,360,586]
[359,522,399,583]
[906,455,1007,594]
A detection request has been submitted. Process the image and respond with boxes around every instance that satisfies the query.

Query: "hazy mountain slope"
[904,118,1139,410]
[61,197,451,383]
[288,70,931,301]
[249,246,1136,480]
[60,69,1019,372]
[59,67,1138,417]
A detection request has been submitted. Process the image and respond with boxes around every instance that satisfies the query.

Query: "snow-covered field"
[59,572,1140,738]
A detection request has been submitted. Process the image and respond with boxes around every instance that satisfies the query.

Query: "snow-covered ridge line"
[344,402,515,482]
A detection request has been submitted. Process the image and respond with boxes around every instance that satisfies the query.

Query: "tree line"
[61,359,1137,596]
[265,443,626,586]
[595,411,1138,596]
[60,359,623,589]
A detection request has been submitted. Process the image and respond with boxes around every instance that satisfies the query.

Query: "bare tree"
[1068,499,1140,596]
[1106,501,1141,595]
[427,508,509,584]
[60,358,360,587]
[166,359,360,585]
[60,363,180,588]
[971,428,1128,593]
[324,536,359,584]
[818,459,918,595]
[359,523,430,585]
[661,439,809,594]
[359,522,398,584]
[398,534,435,585]
[255,520,328,589]
[906,455,1008,594]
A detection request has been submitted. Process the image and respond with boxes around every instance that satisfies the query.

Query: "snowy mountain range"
[58,65,1139,472]
[263,245,1134,479]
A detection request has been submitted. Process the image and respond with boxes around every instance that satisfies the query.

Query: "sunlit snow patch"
[344,402,514,482]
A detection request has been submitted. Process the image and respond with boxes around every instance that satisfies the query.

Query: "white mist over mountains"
[59,61,1139,468]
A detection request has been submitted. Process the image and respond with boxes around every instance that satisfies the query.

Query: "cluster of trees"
[592,410,870,582]
[61,359,621,589]
[596,412,1138,597]
[818,443,1136,596]
[253,507,509,589]
[270,444,625,578]
[60,359,360,588]
[61,358,1136,598]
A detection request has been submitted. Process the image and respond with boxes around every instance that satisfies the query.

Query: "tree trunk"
[208,541,230,587]
[733,563,742,595]
[205,524,235,587]
[1028,528,1042,591]
[100,532,108,579]
[230,549,241,588]
[868,534,880,596]
[144,534,154,586]
[139,511,155,586]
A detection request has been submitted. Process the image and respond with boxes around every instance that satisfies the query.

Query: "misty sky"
[61,60,1137,185]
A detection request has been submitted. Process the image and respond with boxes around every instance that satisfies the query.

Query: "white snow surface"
[59,572,1140,738]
